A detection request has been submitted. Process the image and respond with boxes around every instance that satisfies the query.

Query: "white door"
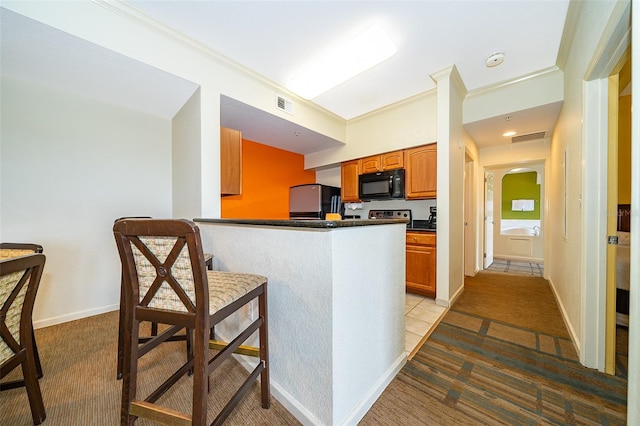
[484,171,494,269]
[464,157,475,276]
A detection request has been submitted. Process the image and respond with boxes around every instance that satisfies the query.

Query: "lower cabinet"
[405,232,436,298]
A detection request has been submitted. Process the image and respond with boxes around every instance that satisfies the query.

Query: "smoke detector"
[485,52,505,67]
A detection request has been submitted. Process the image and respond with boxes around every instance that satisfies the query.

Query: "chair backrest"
[0,243,43,260]
[0,254,46,366]
[113,219,209,317]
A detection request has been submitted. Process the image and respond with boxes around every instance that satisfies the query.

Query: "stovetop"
[368,209,412,221]
[368,209,436,230]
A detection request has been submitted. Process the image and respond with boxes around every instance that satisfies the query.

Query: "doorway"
[605,51,631,377]
[483,161,545,274]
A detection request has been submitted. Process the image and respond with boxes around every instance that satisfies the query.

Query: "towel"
[512,199,534,211]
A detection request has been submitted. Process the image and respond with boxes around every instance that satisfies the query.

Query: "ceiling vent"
[512,131,546,143]
[276,95,294,114]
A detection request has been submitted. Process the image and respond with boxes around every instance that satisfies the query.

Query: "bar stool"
[113,218,269,425]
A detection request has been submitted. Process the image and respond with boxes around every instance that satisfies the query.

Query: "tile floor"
[404,293,447,359]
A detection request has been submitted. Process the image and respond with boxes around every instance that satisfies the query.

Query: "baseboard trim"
[34,304,119,329]
[338,353,406,426]
[227,333,406,426]
[546,276,581,358]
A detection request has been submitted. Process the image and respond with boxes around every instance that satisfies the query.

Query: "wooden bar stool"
[113,218,269,425]
[0,253,47,424]
[0,243,44,390]
[115,218,213,380]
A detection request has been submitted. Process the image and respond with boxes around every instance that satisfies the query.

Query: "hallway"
[363,271,628,424]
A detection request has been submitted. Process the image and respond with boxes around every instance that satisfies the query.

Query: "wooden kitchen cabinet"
[405,143,437,199]
[359,150,405,174]
[341,159,360,202]
[405,231,436,298]
[220,127,242,195]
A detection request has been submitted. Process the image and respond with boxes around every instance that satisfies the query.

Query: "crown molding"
[93,0,345,122]
[347,87,437,123]
[465,66,561,99]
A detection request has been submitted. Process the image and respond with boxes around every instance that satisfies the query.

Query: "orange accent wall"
[221,138,316,219]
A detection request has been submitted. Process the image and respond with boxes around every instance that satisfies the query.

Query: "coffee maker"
[427,206,437,229]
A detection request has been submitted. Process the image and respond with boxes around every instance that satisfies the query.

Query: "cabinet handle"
[414,237,417,241]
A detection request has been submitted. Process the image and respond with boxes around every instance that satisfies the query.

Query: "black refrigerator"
[289,184,341,220]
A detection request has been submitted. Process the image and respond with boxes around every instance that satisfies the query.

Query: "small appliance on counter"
[289,184,341,220]
[411,206,436,230]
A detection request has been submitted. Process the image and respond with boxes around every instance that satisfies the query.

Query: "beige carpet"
[3,273,623,425]
[1,311,300,425]
[451,271,570,338]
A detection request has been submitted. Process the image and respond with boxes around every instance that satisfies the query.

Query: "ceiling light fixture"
[503,131,516,137]
[287,25,397,99]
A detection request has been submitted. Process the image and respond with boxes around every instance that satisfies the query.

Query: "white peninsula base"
[196,220,406,425]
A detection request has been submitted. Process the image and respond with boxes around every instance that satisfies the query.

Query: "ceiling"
[0,1,571,155]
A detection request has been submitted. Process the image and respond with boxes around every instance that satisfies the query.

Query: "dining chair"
[0,253,47,425]
[113,218,269,425]
[115,218,214,380]
[0,243,44,390]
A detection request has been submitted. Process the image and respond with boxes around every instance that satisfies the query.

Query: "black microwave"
[359,169,405,200]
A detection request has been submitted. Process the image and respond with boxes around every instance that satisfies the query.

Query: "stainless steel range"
[368,208,436,230]
[368,209,412,226]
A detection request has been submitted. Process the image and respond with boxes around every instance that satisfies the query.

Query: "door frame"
[483,169,494,269]
[581,0,631,372]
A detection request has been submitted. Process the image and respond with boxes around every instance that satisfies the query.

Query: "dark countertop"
[194,218,409,229]
[406,227,437,233]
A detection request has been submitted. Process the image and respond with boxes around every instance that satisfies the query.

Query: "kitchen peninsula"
[194,218,407,425]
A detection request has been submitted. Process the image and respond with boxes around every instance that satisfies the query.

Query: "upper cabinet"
[341,159,360,202]
[405,143,437,199]
[360,150,404,174]
[220,127,242,196]
[340,143,436,202]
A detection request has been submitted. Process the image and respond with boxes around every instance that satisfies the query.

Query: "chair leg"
[23,342,46,424]
[259,286,270,409]
[191,324,209,425]
[117,276,126,380]
[121,316,140,426]
[32,329,43,379]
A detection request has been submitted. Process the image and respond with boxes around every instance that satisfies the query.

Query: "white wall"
[306,91,438,169]
[432,65,468,307]
[550,0,619,362]
[0,76,172,326]
[464,68,564,124]
[3,1,346,220]
[172,88,202,219]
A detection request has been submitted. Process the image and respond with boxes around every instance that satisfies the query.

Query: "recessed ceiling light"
[503,131,516,137]
[486,52,505,67]
[287,25,397,99]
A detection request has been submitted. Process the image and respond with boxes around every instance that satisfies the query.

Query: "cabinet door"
[360,155,381,174]
[405,243,436,298]
[220,127,242,195]
[381,150,404,170]
[341,160,360,202]
[406,144,437,199]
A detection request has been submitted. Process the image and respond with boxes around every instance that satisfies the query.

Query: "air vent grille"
[512,131,546,143]
[276,95,294,114]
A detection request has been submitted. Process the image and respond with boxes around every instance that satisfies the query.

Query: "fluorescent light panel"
[287,26,397,99]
